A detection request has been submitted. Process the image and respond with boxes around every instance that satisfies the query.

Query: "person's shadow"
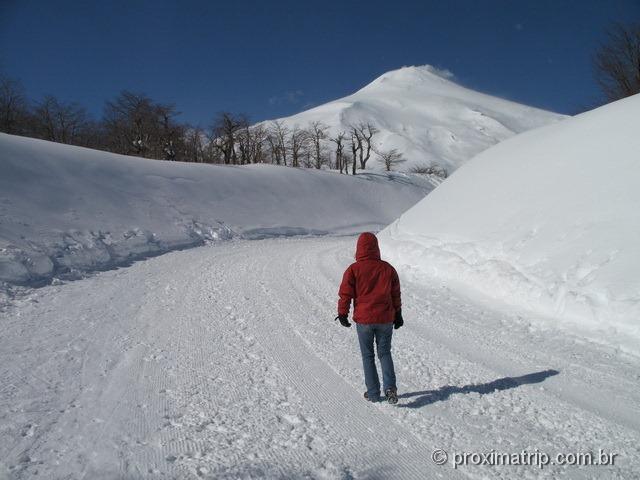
[398,369,560,409]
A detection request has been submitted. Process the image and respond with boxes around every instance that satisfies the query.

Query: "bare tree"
[104,91,150,156]
[32,95,90,144]
[0,75,29,135]
[210,112,248,164]
[157,103,184,161]
[275,122,287,166]
[182,125,207,162]
[349,131,360,175]
[348,122,379,171]
[375,147,406,171]
[594,22,640,101]
[103,91,166,157]
[307,121,329,169]
[237,126,249,164]
[289,125,309,168]
[265,121,291,165]
[74,119,106,150]
[330,131,347,173]
[238,124,267,164]
[252,125,269,164]
[350,122,378,170]
[266,130,281,165]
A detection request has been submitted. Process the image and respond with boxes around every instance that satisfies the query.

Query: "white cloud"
[268,90,304,106]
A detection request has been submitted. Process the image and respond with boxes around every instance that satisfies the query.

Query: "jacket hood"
[356,232,381,261]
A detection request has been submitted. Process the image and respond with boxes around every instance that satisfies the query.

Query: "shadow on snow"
[398,369,560,409]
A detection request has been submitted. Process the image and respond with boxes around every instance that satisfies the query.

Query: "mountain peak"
[356,65,458,95]
[373,64,456,83]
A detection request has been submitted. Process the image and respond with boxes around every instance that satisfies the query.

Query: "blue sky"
[1,0,638,125]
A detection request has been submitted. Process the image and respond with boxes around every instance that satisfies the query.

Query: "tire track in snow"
[2,237,639,479]
[186,239,458,480]
[146,244,345,478]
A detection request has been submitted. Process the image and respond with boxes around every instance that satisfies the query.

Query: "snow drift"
[272,65,565,172]
[380,94,640,354]
[0,133,432,286]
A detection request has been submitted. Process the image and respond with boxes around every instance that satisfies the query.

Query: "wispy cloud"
[268,89,304,106]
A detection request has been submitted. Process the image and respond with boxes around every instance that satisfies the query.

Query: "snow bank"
[0,133,433,286]
[272,65,564,172]
[379,95,640,354]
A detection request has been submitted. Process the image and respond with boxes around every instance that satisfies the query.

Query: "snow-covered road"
[1,237,639,479]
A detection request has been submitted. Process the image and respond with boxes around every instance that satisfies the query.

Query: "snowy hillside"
[0,133,432,287]
[271,65,565,172]
[3,106,640,480]
[380,94,640,354]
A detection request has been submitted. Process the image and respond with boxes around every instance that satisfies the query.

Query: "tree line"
[0,76,409,172]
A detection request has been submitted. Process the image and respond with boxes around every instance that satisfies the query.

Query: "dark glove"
[335,314,351,328]
[394,309,404,330]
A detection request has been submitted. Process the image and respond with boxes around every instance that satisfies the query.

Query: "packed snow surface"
[272,65,565,172]
[1,237,639,479]
[0,132,432,286]
[380,94,640,354]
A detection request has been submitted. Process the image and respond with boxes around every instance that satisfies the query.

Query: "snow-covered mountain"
[379,94,640,354]
[271,65,565,172]
[0,133,433,287]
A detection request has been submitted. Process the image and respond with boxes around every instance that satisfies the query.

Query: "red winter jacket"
[338,232,401,324]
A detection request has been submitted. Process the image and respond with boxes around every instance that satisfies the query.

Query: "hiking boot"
[364,391,381,402]
[385,387,398,405]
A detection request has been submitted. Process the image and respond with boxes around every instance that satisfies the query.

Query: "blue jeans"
[356,322,396,399]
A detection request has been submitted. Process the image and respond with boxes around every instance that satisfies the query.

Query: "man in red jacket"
[336,232,403,404]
